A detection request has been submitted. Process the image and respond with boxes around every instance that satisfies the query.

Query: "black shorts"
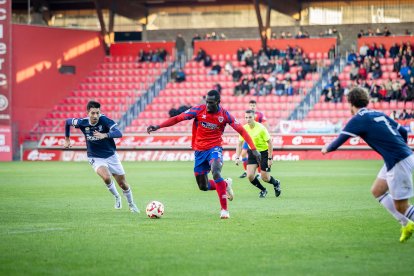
[247,150,271,172]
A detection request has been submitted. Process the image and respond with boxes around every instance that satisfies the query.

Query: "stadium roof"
[12,0,305,20]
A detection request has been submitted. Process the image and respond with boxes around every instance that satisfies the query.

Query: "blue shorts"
[194,147,223,176]
[242,141,249,150]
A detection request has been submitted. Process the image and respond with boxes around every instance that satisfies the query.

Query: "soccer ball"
[146,201,164,218]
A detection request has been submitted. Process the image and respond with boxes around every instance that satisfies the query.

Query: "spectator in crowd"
[370,85,381,102]
[137,49,146,62]
[175,68,186,83]
[224,62,234,75]
[332,82,344,103]
[175,34,186,65]
[383,26,391,36]
[195,48,206,62]
[232,68,243,82]
[400,109,409,120]
[275,80,286,96]
[372,63,383,79]
[350,63,359,80]
[233,84,242,96]
[358,64,368,80]
[208,63,222,75]
[237,47,244,62]
[204,55,213,67]
[389,43,400,58]
[285,81,295,96]
[378,84,388,101]
[191,33,201,48]
[240,78,250,96]
[359,43,369,58]
[390,110,399,120]
[213,83,222,94]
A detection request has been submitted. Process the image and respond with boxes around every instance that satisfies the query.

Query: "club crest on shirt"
[85,127,90,132]
[98,125,103,131]
[202,114,206,119]
[218,116,224,123]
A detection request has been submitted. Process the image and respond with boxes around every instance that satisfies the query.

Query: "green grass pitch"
[1,160,413,275]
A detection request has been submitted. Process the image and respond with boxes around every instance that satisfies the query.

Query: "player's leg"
[386,155,414,242]
[371,169,408,225]
[246,151,266,197]
[209,147,231,218]
[90,157,121,209]
[259,151,281,197]
[108,154,139,213]
[194,150,216,191]
[239,142,249,178]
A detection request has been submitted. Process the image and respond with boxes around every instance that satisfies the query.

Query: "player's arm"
[93,124,122,140]
[321,132,352,154]
[266,138,273,167]
[64,118,77,148]
[235,139,244,166]
[231,122,261,163]
[147,107,197,134]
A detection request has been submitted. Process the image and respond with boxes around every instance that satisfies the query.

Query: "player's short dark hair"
[249,100,257,104]
[245,109,255,115]
[87,100,101,111]
[347,87,369,108]
[207,90,220,102]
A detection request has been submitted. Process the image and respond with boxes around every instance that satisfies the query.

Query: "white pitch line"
[7,227,66,234]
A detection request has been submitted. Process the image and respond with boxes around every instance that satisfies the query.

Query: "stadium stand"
[29,55,169,137]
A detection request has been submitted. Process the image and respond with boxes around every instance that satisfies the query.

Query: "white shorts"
[88,153,125,176]
[377,154,414,200]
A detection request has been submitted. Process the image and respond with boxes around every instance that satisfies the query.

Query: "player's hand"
[321,144,328,155]
[147,125,160,134]
[267,158,273,168]
[251,150,261,164]
[63,137,71,149]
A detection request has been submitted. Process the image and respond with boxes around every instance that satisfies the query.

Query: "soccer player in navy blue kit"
[322,88,414,242]
[64,101,139,213]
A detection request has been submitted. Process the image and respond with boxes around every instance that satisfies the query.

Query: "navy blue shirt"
[69,115,120,158]
[327,108,412,171]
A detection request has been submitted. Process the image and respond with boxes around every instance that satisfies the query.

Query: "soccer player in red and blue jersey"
[147,90,260,219]
[239,100,269,178]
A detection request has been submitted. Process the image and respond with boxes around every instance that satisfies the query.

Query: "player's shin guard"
[250,175,266,191]
[208,180,217,190]
[214,178,227,210]
[377,192,409,226]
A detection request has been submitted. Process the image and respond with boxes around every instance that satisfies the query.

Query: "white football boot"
[129,203,140,213]
[225,178,234,201]
[114,196,122,209]
[220,209,230,219]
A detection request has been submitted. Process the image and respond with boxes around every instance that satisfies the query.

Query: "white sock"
[106,180,120,198]
[404,205,414,221]
[123,188,134,205]
[377,192,408,226]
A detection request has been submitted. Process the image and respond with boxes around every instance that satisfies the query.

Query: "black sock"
[266,176,279,187]
[250,175,266,191]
